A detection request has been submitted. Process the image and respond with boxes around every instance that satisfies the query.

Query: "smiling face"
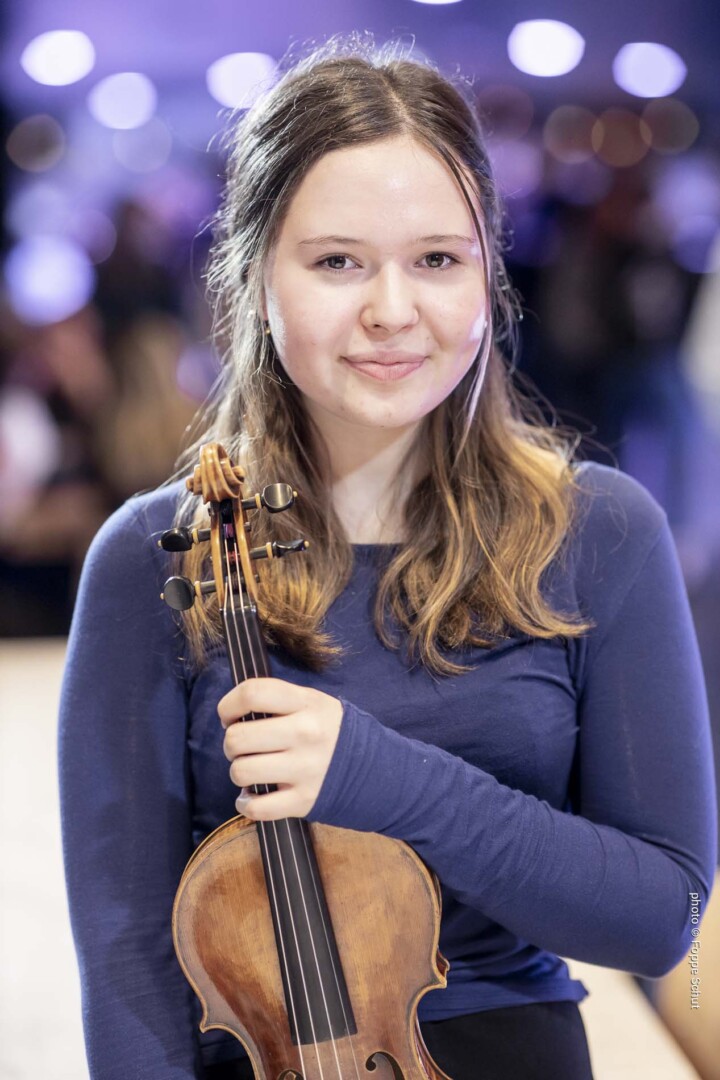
[260,135,488,446]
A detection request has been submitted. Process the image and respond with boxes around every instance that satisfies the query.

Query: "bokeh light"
[20,30,95,87]
[507,20,585,78]
[5,181,70,240]
[592,108,651,167]
[642,98,699,154]
[612,43,687,98]
[66,208,117,264]
[543,106,596,164]
[87,73,158,129]
[652,155,720,234]
[206,53,277,109]
[4,235,96,324]
[6,114,66,172]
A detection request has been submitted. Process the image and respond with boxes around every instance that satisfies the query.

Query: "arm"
[306,511,718,980]
[58,497,202,1078]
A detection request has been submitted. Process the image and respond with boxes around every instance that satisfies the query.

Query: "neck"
[305,404,425,544]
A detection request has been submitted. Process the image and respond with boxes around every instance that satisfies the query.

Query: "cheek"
[274,298,354,373]
[433,281,487,342]
[271,272,342,339]
[269,300,317,359]
[431,302,488,395]
[269,310,340,398]
[437,304,487,359]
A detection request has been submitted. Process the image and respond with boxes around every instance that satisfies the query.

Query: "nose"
[359,263,419,334]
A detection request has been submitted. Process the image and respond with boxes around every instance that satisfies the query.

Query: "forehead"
[279,136,480,242]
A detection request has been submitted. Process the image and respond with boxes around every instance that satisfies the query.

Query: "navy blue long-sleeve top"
[58,461,717,1077]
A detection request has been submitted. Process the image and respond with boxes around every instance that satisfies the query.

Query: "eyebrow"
[297,233,476,247]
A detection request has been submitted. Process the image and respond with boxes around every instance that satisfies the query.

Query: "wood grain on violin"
[158,443,452,1080]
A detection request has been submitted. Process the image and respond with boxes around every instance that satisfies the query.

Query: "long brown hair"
[171,33,596,677]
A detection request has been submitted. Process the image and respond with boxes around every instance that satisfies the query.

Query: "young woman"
[58,36,717,1080]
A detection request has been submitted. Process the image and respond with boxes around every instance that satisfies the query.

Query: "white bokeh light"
[612,42,687,98]
[4,235,96,324]
[87,72,157,129]
[508,20,585,77]
[206,53,277,109]
[20,30,95,86]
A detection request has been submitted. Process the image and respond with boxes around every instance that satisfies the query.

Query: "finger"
[223,715,299,761]
[235,784,310,821]
[229,750,295,789]
[218,677,308,729]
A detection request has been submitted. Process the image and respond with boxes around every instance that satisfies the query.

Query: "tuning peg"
[158,526,211,551]
[241,483,296,514]
[277,538,310,556]
[161,576,196,609]
[262,483,296,513]
[249,539,310,561]
[161,576,216,610]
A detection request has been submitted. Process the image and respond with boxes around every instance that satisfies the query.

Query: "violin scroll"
[157,442,308,613]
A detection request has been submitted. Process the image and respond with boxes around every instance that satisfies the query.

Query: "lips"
[346,351,426,365]
[343,358,425,382]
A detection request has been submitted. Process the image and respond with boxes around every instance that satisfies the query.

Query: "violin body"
[173,815,451,1079]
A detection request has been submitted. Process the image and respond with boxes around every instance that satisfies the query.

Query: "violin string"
[253,542,362,1080]
[220,535,310,1075]
[235,556,362,1080]
[229,533,362,1080]
[221,533,319,1080]
[226,528,362,1080]
[297,819,363,1080]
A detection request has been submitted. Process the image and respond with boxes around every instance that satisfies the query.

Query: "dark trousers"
[204,1000,594,1079]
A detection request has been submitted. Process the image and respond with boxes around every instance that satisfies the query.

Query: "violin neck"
[222,595,273,689]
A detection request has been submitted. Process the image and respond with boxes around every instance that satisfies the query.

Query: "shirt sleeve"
[58,497,202,1079]
[306,482,718,980]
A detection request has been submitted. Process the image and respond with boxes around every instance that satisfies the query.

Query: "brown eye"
[423,252,458,270]
[318,255,355,271]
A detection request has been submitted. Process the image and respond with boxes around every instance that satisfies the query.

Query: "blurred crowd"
[0,197,218,633]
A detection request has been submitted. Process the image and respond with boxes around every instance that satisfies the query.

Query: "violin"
[158,442,451,1079]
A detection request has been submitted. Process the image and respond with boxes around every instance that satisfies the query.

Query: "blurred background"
[0,1,718,1078]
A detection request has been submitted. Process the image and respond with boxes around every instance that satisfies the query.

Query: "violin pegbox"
[157,443,309,612]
